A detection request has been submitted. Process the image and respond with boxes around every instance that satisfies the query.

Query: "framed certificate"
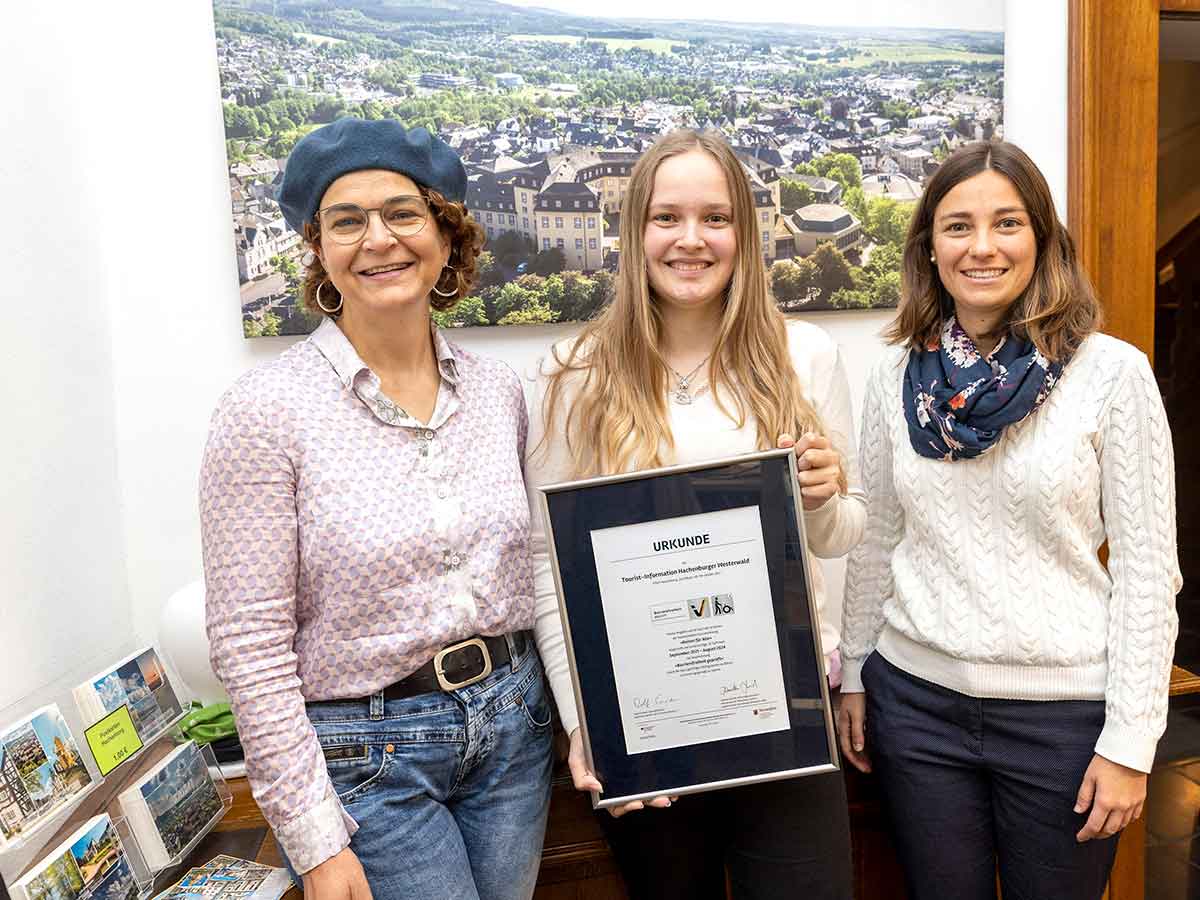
[537,448,838,809]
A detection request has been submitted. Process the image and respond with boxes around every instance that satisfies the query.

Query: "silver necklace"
[667,355,710,405]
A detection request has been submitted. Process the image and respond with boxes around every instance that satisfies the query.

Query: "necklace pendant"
[673,387,693,405]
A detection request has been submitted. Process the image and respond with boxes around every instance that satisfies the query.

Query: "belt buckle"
[434,638,493,691]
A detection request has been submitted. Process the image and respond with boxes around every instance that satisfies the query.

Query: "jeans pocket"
[317,736,390,804]
[515,675,553,733]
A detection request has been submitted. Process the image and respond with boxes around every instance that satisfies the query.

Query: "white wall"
[1003,0,1069,222]
[0,1,1068,698]
[0,7,136,717]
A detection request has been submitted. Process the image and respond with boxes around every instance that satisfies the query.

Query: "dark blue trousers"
[596,769,852,900]
[862,652,1120,900]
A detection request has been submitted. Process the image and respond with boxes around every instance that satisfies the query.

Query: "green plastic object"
[179,701,237,744]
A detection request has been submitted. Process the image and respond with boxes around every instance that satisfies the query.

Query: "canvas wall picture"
[214,0,1004,336]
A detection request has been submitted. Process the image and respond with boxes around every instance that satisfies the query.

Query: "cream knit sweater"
[841,332,1181,772]
[527,320,867,736]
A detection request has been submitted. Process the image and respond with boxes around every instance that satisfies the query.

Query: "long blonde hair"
[540,129,843,485]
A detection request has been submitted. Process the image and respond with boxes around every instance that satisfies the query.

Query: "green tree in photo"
[769,258,819,306]
[432,294,488,327]
[243,311,282,337]
[868,269,901,307]
[780,179,816,212]
[492,279,544,320]
[828,286,872,309]
[534,269,614,321]
[864,198,915,246]
[474,251,505,289]
[498,295,559,325]
[864,242,903,278]
[538,274,566,318]
[810,242,855,301]
[843,186,868,225]
[270,253,303,295]
[488,231,534,270]
[811,153,862,192]
[770,260,802,304]
[530,247,566,276]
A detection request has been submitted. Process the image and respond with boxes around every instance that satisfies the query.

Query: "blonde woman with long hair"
[526,129,864,900]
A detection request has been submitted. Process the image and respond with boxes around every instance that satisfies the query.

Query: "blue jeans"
[303,639,554,900]
[862,651,1119,900]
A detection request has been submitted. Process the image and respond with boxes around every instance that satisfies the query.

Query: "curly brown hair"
[301,186,485,317]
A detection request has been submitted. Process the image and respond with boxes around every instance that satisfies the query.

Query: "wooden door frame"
[1068,0,1160,357]
[1068,6,1199,897]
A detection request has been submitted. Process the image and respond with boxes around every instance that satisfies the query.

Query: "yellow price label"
[84,705,144,776]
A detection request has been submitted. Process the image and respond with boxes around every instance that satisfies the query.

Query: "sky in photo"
[500,0,1002,31]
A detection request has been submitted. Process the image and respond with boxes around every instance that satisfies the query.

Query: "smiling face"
[314,169,449,318]
[642,149,738,314]
[931,168,1038,331]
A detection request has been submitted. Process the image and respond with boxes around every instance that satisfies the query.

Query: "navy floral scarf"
[903,318,1065,461]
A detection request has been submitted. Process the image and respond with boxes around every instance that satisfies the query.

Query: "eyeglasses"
[316,194,430,245]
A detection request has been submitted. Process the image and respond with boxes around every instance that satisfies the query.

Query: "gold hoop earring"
[431,267,457,299]
[316,279,342,314]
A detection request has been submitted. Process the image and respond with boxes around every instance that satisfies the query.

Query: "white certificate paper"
[590,505,789,755]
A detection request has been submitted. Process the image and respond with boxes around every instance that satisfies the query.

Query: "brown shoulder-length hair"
[885,140,1100,362]
[300,185,485,317]
[539,128,845,489]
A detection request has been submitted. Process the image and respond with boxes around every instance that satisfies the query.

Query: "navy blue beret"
[276,117,467,234]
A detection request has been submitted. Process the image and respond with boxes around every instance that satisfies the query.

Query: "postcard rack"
[107,816,158,899]
[0,779,105,858]
[122,744,232,880]
[72,646,191,781]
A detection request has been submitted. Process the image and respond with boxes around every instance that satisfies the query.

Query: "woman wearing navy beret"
[200,118,552,900]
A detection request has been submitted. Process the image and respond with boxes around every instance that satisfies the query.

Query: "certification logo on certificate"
[590,505,789,755]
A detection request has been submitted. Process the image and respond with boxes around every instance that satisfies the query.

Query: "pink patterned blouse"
[200,318,534,874]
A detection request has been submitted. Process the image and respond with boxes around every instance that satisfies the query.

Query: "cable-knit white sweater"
[840,332,1181,773]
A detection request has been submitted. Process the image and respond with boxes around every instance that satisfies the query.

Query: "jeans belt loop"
[505,632,521,667]
[370,690,385,720]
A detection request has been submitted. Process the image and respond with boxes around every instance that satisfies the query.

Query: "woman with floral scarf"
[838,140,1180,900]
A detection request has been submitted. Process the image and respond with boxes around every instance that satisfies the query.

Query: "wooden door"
[1069,5,1200,897]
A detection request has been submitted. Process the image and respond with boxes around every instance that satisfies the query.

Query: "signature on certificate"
[632,694,680,709]
[720,679,759,696]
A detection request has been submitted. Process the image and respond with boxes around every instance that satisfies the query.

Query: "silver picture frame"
[537,447,839,809]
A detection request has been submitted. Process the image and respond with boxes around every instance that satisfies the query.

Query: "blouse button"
[450,554,462,567]
[437,487,448,499]
[424,429,435,440]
